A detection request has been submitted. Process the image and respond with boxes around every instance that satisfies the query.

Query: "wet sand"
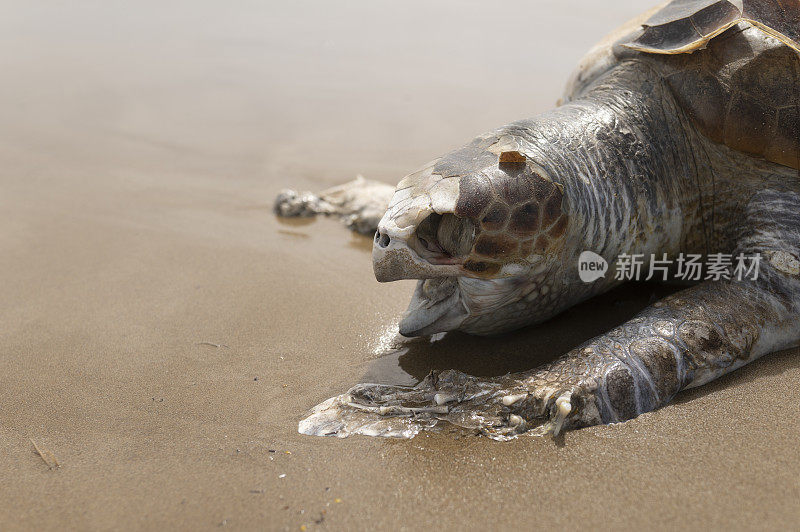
[1,1,798,530]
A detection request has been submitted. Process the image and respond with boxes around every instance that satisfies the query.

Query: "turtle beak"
[372,222,462,282]
[372,233,424,282]
[371,188,472,336]
[372,222,470,336]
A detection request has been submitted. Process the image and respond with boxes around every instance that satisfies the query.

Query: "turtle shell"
[624,0,799,54]
[619,0,800,170]
[569,0,800,171]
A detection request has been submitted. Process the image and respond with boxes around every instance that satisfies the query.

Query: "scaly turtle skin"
[278,0,800,439]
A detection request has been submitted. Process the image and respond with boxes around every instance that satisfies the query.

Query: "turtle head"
[373,141,570,337]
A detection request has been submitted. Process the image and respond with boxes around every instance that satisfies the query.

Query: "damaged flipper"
[274,176,394,235]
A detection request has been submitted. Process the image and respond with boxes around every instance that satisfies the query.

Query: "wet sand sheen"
[1,1,798,530]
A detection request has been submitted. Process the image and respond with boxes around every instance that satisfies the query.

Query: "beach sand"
[1,1,798,529]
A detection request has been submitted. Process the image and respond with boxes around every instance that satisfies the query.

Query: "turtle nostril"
[377,232,390,248]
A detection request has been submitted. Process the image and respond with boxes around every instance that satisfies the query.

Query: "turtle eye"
[414,213,476,262]
[436,213,476,257]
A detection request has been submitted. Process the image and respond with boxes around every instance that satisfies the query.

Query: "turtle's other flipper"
[274,176,394,235]
[300,188,800,438]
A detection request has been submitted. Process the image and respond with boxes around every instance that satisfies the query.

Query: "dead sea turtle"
[277,0,800,439]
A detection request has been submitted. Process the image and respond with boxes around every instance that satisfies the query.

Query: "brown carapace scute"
[663,41,800,169]
[621,0,800,170]
[454,150,568,276]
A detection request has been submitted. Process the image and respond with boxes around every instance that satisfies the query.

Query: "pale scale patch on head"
[382,157,461,239]
[383,171,437,238]
[428,175,460,215]
[486,134,523,156]
[499,263,532,277]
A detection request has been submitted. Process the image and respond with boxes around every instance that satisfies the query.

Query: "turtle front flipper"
[298,368,592,441]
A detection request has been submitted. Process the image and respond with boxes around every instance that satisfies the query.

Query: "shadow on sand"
[360,282,684,386]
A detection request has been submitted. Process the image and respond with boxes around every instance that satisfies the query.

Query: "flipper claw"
[508,414,525,427]
[501,393,528,406]
[551,392,573,436]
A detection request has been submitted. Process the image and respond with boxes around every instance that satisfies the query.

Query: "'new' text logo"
[578,251,608,283]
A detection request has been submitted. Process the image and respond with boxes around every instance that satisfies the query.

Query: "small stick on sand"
[30,439,60,469]
[196,342,229,348]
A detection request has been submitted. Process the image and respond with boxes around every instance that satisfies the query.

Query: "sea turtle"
[277,0,800,439]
